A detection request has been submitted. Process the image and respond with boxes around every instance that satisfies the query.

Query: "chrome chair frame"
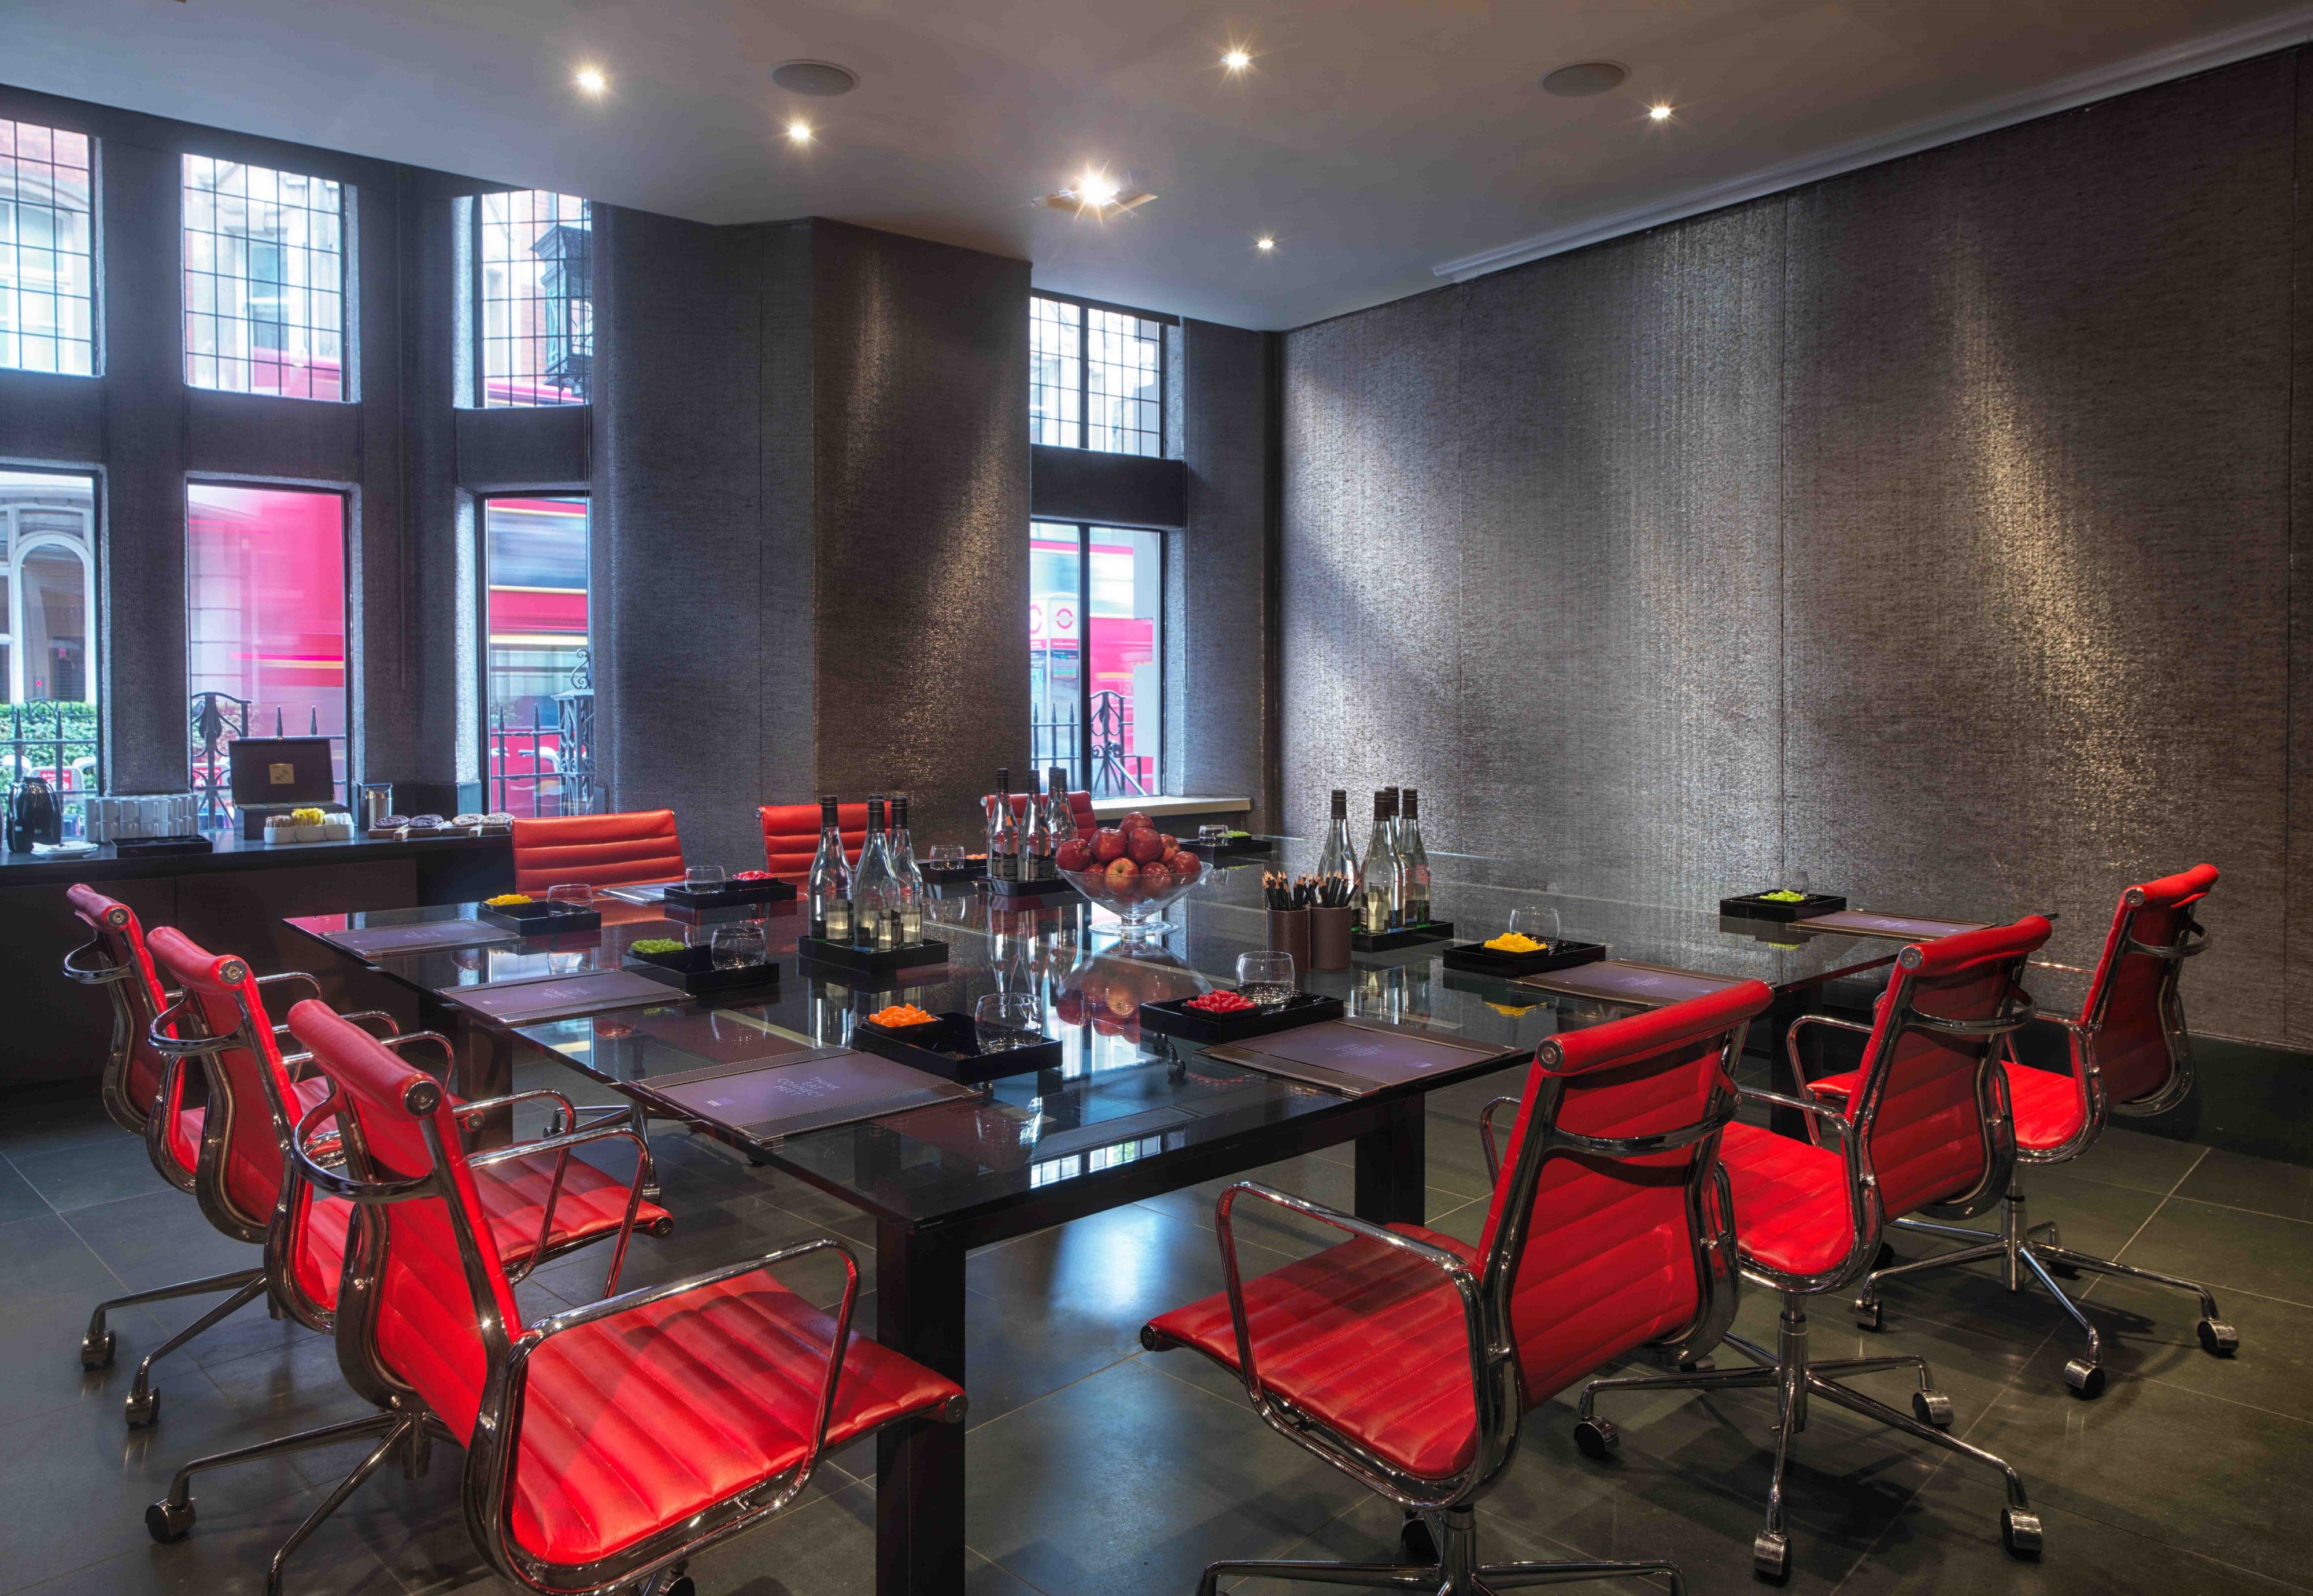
[1151,1017,1754,1596]
[1852,892,2231,1395]
[1575,943,2045,1580]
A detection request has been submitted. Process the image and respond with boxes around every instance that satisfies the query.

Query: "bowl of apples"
[1055,813,1208,937]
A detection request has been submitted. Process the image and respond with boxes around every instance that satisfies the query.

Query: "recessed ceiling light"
[1649,103,1674,121]
[1540,61,1627,97]
[1256,236,1275,251]
[786,120,814,143]
[1044,167,1156,217]
[1222,48,1251,72]
[574,65,608,95]
[771,60,858,97]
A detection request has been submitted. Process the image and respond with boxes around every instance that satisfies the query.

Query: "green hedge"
[1,700,97,748]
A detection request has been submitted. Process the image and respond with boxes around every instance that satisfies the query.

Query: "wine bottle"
[1359,789,1400,934]
[853,795,895,949]
[887,793,927,946]
[988,767,1021,882]
[1047,767,1076,856]
[1317,788,1357,899]
[807,794,853,943]
[1399,788,1432,928]
[1022,770,1055,882]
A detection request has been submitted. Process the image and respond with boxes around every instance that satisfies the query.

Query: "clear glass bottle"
[1398,788,1432,928]
[806,794,853,944]
[1045,767,1076,855]
[1317,788,1358,900]
[1359,788,1401,934]
[853,795,895,949]
[886,793,927,947]
[988,767,1021,882]
[1022,770,1055,882]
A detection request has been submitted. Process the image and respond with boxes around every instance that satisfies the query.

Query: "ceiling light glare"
[786,120,814,143]
[1077,169,1121,208]
[1256,236,1275,251]
[574,66,608,95]
[1222,49,1251,72]
[1649,103,1673,121]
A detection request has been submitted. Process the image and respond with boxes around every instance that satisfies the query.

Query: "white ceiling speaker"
[1540,61,1628,97]
[771,61,859,96]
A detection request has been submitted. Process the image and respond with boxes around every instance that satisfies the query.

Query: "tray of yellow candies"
[1440,926,1608,978]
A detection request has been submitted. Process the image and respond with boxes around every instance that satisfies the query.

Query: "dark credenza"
[0,832,513,1089]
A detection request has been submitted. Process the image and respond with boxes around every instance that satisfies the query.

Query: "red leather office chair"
[1835,864,2232,1395]
[108,928,665,1431]
[149,999,966,1596]
[61,884,180,1143]
[511,809,685,895]
[1141,981,1771,1596]
[1576,917,2050,1579]
[759,800,869,875]
[982,788,1095,841]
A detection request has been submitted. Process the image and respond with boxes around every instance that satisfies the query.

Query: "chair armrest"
[334,1010,402,1040]
[373,1031,457,1081]
[456,1087,578,1137]
[468,1122,655,1289]
[60,936,131,986]
[1213,1181,1487,1425]
[1477,1096,1519,1184]
[254,971,324,1002]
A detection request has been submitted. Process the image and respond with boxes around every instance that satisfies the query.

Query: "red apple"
[1123,811,1152,833]
[1055,838,1093,873]
[1104,856,1140,889]
[1140,863,1173,892]
[1169,852,1201,882]
[1055,990,1085,1025]
[1128,828,1165,864]
[1092,827,1128,864]
[1158,833,1177,854]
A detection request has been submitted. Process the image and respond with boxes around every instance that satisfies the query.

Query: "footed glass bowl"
[1058,864,1204,937]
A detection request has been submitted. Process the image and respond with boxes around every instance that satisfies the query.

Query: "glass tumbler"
[685,864,727,892]
[974,992,1044,1053]
[710,922,767,970]
[1236,951,1296,1008]
[546,883,593,912]
[1507,906,1562,950]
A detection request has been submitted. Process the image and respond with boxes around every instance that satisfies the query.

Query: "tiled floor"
[4,1061,2310,1596]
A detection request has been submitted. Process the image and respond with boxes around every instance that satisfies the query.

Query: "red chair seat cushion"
[1720,1122,1853,1279]
[1143,1224,1481,1480]
[291,1147,672,1311]
[508,1271,965,1566]
[172,1073,335,1186]
[1808,1063,2085,1155]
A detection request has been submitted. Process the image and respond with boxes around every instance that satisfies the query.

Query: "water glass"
[685,864,727,891]
[710,922,767,971]
[546,883,593,911]
[928,844,965,865]
[974,992,1045,1053]
[1198,823,1230,844]
[1236,951,1296,1008]
[1507,906,1562,950]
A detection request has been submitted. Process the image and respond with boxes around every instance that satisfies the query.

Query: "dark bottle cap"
[1402,789,1419,819]
[819,796,839,824]
[867,795,886,826]
[1373,790,1390,819]
[1330,789,1347,819]
[891,795,910,825]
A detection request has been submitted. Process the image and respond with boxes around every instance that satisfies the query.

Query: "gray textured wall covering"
[1281,53,2310,1048]
[1178,318,1274,823]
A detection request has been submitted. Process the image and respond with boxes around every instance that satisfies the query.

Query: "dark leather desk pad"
[1203,1018,1516,1095]
[650,1051,976,1140]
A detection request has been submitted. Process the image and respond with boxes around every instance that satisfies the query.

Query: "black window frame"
[1032,519,1166,800]
[1029,290,1176,456]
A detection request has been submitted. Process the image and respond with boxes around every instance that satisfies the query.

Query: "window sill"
[1088,796,1250,820]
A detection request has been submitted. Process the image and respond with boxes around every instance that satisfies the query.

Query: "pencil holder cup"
[1310,906,1353,971]
[1266,907,1311,972]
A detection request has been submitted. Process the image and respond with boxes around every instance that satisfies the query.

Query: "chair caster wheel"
[79,1329,115,1370]
[1752,1530,1790,1582]
[1853,1298,1882,1331]
[2062,1359,2105,1398]
[1873,1242,1896,1272]
[146,1498,194,1543]
[2002,1507,2043,1559]
[2198,1318,2238,1357]
[1573,1417,1620,1460]
[1399,1514,1439,1564]
[1912,1389,1954,1428]
[124,1386,159,1427]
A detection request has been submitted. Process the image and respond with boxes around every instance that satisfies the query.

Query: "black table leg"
[877,1219,967,1596]
[1354,1096,1427,1226]
[1761,988,1817,1141]
[421,996,516,1147]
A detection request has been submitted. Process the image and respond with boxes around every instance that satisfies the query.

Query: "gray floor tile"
[0,1158,52,1225]
[10,1134,177,1213]
[2059,1126,2207,1198]
[8,1483,410,1596]
[2066,1274,2313,1420]
[2173,1148,2313,1222]
[0,1096,135,1161]
[2119,1196,2313,1308]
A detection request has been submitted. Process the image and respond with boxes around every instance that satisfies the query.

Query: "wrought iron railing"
[2,700,97,793]
[1032,691,1151,799]
[487,649,597,818]
[190,693,346,827]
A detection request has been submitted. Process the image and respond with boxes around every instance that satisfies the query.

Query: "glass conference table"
[286,852,2019,1596]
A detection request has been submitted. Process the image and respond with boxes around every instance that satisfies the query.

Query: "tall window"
[182,156,345,401]
[0,120,95,376]
[482,496,592,816]
[0,470,99,794]
[1028,293,1167,456]
[477,191,590,407]
[1030,522,1162,797]
[187,485,348,818]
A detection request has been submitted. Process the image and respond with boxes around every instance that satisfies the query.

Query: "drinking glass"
[1236,951,1296,1008]
[974,992,1044,1052]
[1507,906,1562,950]
[710,922,767,971]
[928,844,965,865]
[685,864,727,891]
[1199,824,1230,844]
[546,883,593,912]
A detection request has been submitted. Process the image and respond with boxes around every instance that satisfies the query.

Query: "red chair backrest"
[760,802,870,877]
[66,884,175,1133]
[287,999,520,1442]
[1848,915,2050,1221]
[2078,864,2216,1107]
[1477,979,1767,1406]
[982,790,1095,843]
[147,926,301,1233]
[511,810,684,895]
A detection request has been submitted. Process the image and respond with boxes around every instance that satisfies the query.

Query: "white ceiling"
[5,0,2309,328]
